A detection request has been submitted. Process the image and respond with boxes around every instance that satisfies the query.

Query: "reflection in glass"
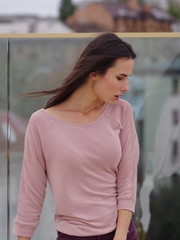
[145,56,180,240]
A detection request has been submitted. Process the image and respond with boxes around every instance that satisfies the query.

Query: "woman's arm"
[114,102,139,239]
[13,113,47,237]
[18,237,31,240]
[113,210,132,240]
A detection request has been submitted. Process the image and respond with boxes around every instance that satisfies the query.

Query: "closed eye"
[117,76,123,81]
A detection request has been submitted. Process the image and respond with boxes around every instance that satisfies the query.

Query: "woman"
[13,33,139,240]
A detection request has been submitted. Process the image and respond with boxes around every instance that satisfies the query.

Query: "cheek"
[97,77,111,93]
[104,76,118,90]
[93,75,117,96]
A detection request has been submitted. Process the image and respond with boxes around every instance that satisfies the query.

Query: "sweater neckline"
[40,103,110,127]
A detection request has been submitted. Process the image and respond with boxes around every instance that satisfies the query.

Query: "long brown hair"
[27,33,136,109]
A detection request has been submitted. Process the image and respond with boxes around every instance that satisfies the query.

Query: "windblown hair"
[27,33,136,109]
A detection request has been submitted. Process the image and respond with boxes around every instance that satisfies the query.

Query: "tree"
[59,0,76,22]
[168,0,180,19]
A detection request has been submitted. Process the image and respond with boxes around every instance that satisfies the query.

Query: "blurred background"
[0,0,180,33]
[1,35,180,240]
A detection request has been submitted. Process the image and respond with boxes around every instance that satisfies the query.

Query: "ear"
[89,71,99,80]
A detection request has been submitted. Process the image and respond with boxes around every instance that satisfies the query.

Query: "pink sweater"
[13,99,139,237]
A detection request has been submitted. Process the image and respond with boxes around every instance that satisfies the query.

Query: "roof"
[100,2,137,19]
[98,1,174,22]
[150,7,175,22]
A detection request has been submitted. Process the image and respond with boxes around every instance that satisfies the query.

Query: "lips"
[115,95,119,100]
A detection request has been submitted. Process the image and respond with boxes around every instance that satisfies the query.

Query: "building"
[67,1,175,32]
[0,15,73,33]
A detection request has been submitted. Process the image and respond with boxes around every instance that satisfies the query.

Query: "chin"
[102,97,114,105]
[107,99,115,104]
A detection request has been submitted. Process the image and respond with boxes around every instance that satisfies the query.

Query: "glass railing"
[0,38,8,240]
[1,34,180,240]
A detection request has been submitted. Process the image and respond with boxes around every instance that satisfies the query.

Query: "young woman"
[13,33,139,240]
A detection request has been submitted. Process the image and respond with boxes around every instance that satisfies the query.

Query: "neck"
[63,80,105,114]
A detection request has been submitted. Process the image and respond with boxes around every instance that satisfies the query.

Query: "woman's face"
[92,57,134,104]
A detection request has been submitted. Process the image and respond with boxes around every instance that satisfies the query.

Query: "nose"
[120,80,129,92]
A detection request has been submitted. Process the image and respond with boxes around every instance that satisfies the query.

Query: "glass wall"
[1,35,180,240]
[0,39,8,240]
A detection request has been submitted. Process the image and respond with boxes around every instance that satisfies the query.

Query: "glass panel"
[8,36,180,240]
[9,37,88,240]
[123,37,180,239]
[0,39,8,240]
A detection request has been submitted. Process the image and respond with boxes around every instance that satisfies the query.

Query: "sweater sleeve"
[13,113,47,237]
[117,102,139,213]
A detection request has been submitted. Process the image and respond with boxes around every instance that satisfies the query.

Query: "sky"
[0,0,84,17]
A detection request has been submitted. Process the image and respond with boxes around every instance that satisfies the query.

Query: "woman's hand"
[18,236,31,240]
[113,232,127,240]
[113,209,132,240]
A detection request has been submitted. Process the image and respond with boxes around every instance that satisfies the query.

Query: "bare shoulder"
[45,100,69,112]
[44,104,63,113]
[44,103,66,119]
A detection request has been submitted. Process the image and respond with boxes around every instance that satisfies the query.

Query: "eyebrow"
[118,74,131,77]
